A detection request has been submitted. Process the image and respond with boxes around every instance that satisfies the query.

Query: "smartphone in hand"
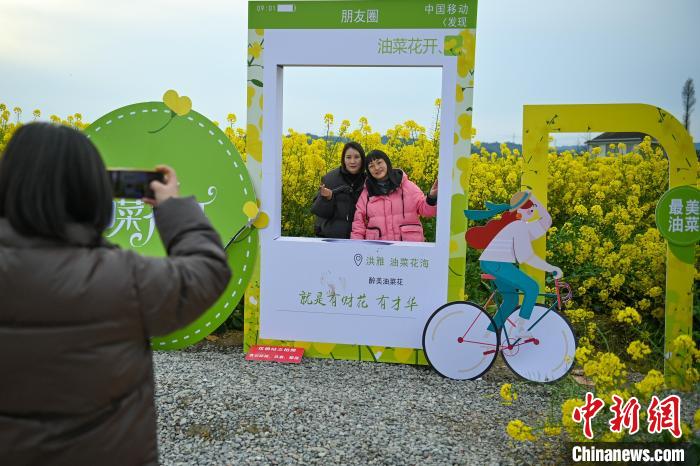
[108,169,165,199]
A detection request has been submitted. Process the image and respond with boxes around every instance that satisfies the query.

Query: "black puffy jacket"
[311,167,365,238]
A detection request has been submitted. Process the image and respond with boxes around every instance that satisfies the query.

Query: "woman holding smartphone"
[0,123,231,465]
[311,141,366,238]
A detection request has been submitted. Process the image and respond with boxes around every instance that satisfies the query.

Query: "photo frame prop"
[244,0,478,363]
[85,92,259,350]
[521,103,697,388]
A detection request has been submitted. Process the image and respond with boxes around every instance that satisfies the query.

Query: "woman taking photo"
[311,141,366,238]
[0,123,231,465]
[351,149,437,242]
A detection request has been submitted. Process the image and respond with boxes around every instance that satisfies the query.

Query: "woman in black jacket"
[311,141,366,238]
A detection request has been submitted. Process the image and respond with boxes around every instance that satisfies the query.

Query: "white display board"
[258,28,458,348]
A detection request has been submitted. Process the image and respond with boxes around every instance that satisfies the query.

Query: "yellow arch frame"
[522,103,697,388]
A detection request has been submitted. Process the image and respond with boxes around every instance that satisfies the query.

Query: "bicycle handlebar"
[554,278,573,308]
[480,270,573,309]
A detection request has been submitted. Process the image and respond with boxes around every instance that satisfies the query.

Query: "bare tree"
[682,78,696,130]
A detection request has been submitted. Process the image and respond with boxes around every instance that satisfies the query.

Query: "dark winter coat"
[0,196,231,466]
[311,167,366,238]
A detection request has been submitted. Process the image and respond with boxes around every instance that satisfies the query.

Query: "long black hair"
[339,141,366,189]
[364,149,403,196]
[0,122,113,241]
[340,141,366,172]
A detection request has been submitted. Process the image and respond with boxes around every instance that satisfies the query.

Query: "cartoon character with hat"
[465,191,563,331]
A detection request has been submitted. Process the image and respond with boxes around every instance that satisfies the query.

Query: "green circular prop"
[655,185,700,247]
[85,101,258,350]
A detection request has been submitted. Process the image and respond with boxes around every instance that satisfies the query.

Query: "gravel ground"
[154,340,700,465]
[154,341,565,465]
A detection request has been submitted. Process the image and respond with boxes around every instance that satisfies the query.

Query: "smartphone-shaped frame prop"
[245,0,478,363]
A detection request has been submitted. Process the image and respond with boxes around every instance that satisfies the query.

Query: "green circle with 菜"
[85,102,258,350]
[655,185,700,246]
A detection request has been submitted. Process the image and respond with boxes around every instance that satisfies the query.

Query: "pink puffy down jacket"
[350,173,436,242]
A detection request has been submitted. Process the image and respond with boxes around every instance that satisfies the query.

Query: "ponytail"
[465,199,534,249]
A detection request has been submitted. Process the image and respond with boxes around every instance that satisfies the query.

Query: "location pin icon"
[353,254,363,266]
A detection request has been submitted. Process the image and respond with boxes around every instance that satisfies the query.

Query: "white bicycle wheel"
[500,304,576,383]
[423,301,499,380]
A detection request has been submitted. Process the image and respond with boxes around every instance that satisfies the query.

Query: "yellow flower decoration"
[457,113,472,140]
[242,201,269,229]
[246,124,262,162]
[312,342,335,355]
[247,85,256,108]
[456,30,476,77]
[294,341,312,350]
[444,36,458,52]
[162,89,192,116]
[393,347,414,363]
[249,41,263,59]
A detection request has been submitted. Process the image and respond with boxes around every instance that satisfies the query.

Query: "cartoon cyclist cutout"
[464,190,563,331]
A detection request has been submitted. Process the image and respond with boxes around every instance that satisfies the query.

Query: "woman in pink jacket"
[351,150,438,242]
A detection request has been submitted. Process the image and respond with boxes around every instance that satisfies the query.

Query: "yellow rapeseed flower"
[573,204,588,216]
[500,383,517,404]
[634,369,664,399]
[600,431,625,443]
[506,419,537,441]
[614,307,641,325]
[561,398,585,436]
[575,346,593,364]
[626,340,651,360]
[583,352,627,392]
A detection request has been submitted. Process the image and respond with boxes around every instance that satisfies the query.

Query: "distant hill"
[298,134,590,156]
[476,142,586,155]
[304,133,432,145]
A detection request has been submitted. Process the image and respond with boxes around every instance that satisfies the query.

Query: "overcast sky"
[1,0,699,145]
